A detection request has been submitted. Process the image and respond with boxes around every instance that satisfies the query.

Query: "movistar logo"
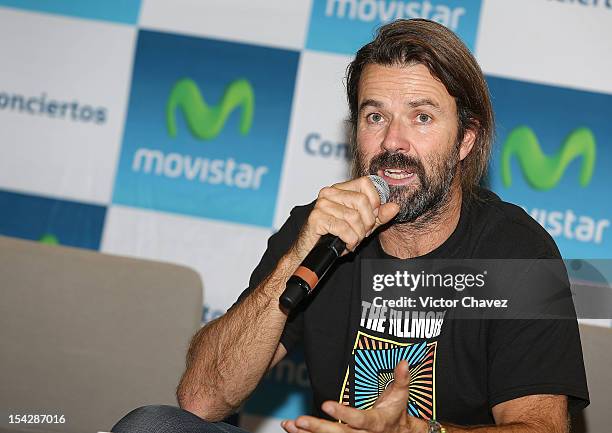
[501,126,596,190]
[166,78,254,140]
[39,233,59,245]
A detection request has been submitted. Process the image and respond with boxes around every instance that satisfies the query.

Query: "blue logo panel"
[487,76,612,258]
[244,346,312,419]
[0,0,141,24]
[0,189,106,250]
[112,30,299,228]
[306,0,483,55]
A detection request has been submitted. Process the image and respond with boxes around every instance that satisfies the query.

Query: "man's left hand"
[281,360,428,433]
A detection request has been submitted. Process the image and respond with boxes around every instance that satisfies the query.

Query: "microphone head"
[367,175,390,205]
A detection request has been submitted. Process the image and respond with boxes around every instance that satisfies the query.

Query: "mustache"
[368,151,426,180]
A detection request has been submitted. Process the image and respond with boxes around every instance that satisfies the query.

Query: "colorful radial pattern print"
[339,332,437,420]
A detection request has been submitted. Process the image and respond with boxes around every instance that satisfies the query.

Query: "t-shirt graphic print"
[339,301,445,421]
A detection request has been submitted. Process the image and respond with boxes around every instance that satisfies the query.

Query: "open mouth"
[378,168,417,185]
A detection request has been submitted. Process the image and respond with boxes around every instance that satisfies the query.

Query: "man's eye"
[417,113,431,123]
[368,113,383,123]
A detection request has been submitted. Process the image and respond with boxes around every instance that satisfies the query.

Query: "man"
[113,19,588,433]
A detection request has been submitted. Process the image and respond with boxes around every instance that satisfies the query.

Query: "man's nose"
[381,117,411,153]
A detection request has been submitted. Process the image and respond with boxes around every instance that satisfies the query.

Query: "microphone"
[279,175,390,312]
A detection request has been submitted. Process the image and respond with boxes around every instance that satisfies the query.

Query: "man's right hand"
[291,176,400,262]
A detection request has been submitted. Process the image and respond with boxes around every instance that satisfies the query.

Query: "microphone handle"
[279,234,345,311]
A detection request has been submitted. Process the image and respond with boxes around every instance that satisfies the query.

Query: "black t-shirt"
[233,188,589,425]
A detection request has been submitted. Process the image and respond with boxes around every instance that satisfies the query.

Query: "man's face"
[354,63,474,223]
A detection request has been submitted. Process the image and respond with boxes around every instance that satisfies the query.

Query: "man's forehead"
[357,63,452,108]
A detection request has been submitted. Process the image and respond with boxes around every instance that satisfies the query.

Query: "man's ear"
[459,121,479,161]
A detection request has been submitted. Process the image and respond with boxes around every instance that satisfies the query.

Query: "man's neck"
[378,185,463,259]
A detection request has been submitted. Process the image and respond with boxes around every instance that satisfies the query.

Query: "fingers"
[326,176,399,230]
[376,202,400,226]
[319,186,376,235]
[317,197,368,244]
[306,207,362,253]
[393,359,411,390]
[313,365,411,433]
[294,176,399,260]
[281,416,351,433]
[303,176,393,251]
[373,360,411,409]
[281,419,310,433]
[321,401,371,430]
[332,176,383,210]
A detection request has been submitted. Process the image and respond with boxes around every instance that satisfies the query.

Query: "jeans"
[112,405,250,433]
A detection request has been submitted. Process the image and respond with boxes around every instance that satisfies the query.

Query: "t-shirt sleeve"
[487,317,590,413]
[228,203,313,353]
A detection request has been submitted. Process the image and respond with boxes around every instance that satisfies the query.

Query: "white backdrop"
[1,0,611,431]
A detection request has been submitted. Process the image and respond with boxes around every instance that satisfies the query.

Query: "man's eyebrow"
[358,98,442,113]
[358,99,384,113]
[407,98,442,111]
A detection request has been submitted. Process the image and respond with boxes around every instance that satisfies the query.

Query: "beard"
[353,144,460,223]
